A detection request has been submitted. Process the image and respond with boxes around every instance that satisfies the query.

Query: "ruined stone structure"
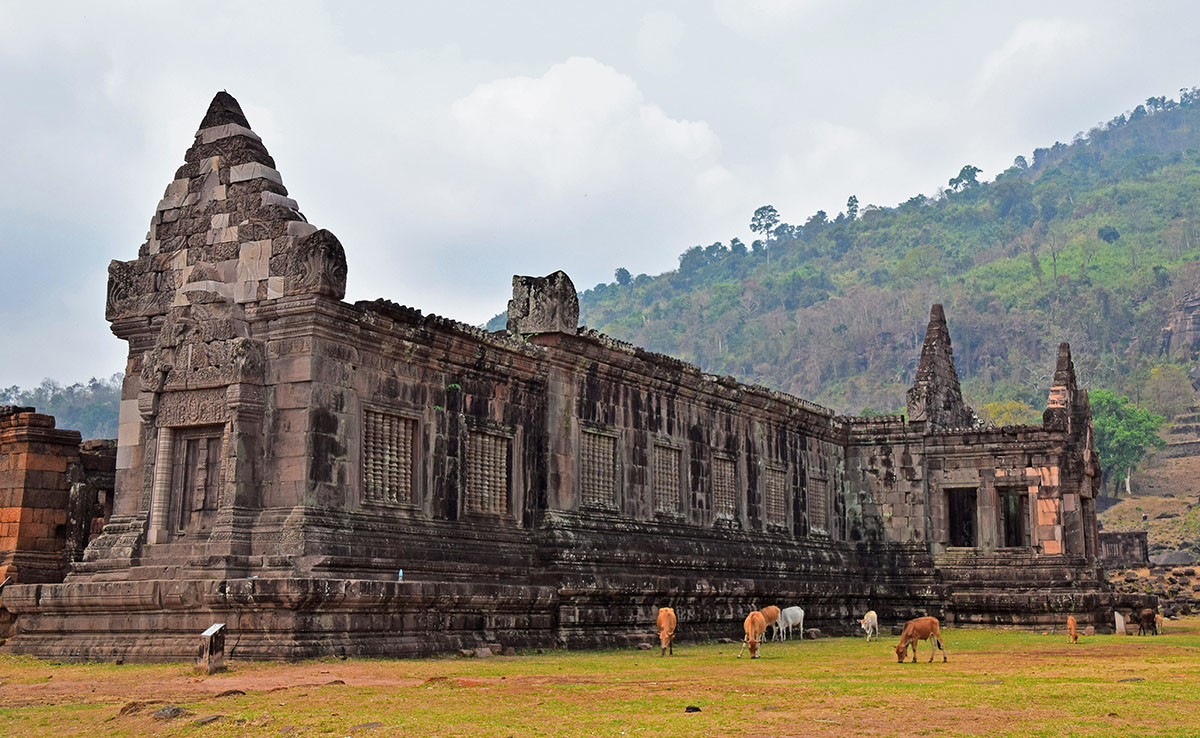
[1099,530,1149,569]
[2,94,1147,662]
[0,407,115,587]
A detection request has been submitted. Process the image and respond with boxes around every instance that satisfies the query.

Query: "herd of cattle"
[653,605,1168,662]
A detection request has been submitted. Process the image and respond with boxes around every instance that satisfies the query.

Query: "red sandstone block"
[22,453,68,473]
[0,536,16,551]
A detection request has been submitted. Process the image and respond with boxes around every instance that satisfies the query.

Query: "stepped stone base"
[2,561,1142,661]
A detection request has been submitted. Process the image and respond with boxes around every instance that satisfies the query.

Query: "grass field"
[2,619,1199,737]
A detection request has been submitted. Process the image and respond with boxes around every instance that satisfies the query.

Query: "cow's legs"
[737,640,746,658]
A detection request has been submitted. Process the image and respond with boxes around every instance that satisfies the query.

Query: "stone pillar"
[147,426,174,544]
[977,473,997,553]
[0,407,83,584]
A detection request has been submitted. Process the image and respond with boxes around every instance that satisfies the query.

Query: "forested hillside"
[494,89,1200,419]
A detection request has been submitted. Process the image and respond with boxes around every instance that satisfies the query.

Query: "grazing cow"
[1135,608,1158,636]
[895,616,947,663]
[1155,613,1165,635]
[759,605,781,641]
[860,610,879,641]
[777,606,804,640]
[1067,615,1078,644]
[738,611,767,659]
[656,607,677,656]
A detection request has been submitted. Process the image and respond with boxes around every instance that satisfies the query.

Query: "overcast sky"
[3,1,1200,388]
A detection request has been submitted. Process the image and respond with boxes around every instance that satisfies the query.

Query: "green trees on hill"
[0,376,122,440]
[575,88,1200,422]
[1089,390,1166,494]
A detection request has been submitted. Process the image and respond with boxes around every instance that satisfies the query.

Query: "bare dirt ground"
[3,618,1200,737]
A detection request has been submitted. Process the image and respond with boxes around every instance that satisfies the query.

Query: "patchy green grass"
[3,620,1200,737]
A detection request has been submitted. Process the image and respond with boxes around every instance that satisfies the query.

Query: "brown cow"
[1067,615,1078,644]
[895,616,947,663]
[759,605,781,641]
[1135,608,1158,636]
[738,611,767,659]
[1155,613,1165,635]
[656,607,677,656]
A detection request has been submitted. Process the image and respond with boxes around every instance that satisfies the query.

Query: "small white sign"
[202,623,226,637]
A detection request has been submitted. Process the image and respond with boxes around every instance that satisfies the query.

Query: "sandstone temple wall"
[0,93,1152,662]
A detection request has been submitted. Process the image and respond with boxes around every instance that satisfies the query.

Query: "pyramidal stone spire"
[105,91,347,327]
[906,304,975,429]
[1043,342,1080,431]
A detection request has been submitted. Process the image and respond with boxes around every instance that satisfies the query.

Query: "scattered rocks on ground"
[804,628,822,640]
[458,649,474,658]
[215,689,244,698]
[152,705,191,721]
[349,722,385,731]
[503,646,516,656]
[1152,551,1198,567]
[487,643,502,655]
[636,643,652,650]
[194,715,224,726]
[474,647,493,659]
[684,705,701,713]
[1084,626,1096,637]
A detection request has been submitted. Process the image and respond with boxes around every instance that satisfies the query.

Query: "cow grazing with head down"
[860,610,879,641]
[656,607,677,656]
[1155,613,1165,635]
[759,605,781,641]
[738,611,767,659]
[1067,615,1078,644]
[895,616,947,663]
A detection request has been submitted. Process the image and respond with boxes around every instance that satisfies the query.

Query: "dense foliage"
[1089,389,1166,492]
[0,375,122,440]
[501,90,1200,418]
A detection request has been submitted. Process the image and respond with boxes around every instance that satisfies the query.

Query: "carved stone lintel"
[156,388,229,428]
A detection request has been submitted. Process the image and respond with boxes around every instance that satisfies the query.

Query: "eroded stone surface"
[0,92,1147,663]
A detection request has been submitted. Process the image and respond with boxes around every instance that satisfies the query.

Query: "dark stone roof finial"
[906,303,975,428]
[199,91,251,130]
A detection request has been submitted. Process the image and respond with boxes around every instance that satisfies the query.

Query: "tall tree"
[948,164,982,192]
[614,267,631,286]
[1088,390,1165,495]
[846,195,859,221]
[750,205,780,263]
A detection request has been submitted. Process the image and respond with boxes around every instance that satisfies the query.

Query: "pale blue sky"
[3,1,1200,386]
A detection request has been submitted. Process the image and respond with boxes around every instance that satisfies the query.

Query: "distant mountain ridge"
[490,88,1200,416]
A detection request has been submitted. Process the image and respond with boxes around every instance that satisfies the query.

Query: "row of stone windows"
[363,409,512,514]
[361,410,831,532]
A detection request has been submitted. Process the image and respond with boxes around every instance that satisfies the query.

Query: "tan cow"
[759,605,781,641]
[738,611,767,659]
[1067,615,1078,644]
[656,607,677,656]
[1155,612,1165,635]
[895,616,947,663]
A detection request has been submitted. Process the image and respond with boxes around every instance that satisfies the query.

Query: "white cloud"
[970,19,1092,102]
[636,11,685,75]
[712,0,816,38]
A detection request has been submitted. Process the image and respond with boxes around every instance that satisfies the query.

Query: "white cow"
[777,606,805,640]
[859,610,879,641]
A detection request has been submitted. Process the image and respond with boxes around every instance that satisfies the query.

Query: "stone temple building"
[2,93,1146,661]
